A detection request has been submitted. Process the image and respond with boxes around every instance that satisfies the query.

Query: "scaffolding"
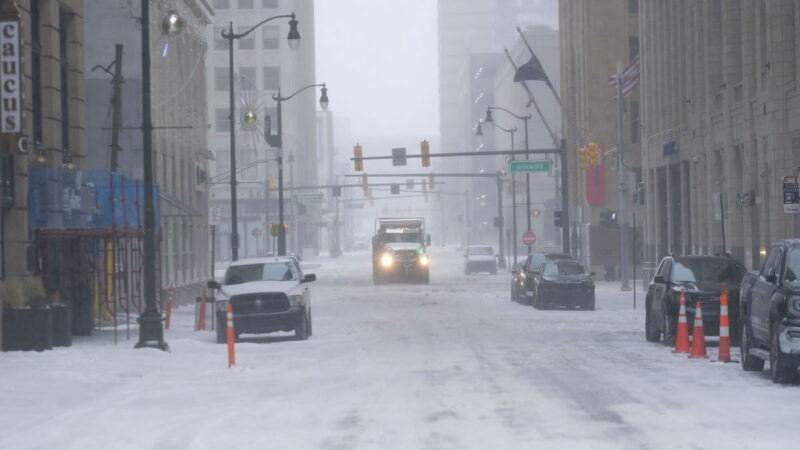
[30,168,162,341]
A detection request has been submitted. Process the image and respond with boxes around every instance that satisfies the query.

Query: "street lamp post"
[485,106,532,256]
[221,13,299,261]
[267,84,328,256]
[480,120,517,266]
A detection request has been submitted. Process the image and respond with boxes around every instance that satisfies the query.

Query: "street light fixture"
[266,83,329,256]
[480,120,519,265]
[161,10,185,36]
[475,121,483,136]
[221,12,300,261]
[486,106,533,256]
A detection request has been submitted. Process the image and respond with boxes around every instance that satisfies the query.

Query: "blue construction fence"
[29,167,160,229]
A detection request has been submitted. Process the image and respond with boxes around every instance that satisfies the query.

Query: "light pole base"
[135,313,169,351]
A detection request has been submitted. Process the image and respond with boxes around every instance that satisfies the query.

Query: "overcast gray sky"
[315,0,440,142]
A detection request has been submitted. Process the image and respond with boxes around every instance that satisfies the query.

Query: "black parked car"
[644,255,746,346]
[530,258,595,310]
[511,253,573,305]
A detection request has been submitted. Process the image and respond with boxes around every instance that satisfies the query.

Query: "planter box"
[2,307,53,352]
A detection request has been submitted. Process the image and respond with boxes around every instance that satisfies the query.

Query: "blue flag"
[514,52,551,87]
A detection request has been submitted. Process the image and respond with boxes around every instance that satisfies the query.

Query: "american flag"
[608,54,640,98]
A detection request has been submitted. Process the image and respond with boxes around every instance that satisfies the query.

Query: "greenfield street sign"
[347,202,364,209]
[510,160,551,173]
[294,193,324,201]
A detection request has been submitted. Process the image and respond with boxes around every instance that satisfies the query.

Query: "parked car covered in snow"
[207,256,316,343]
[464,245,497,274]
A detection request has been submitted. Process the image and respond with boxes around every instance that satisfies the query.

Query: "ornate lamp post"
[221,13,300,261]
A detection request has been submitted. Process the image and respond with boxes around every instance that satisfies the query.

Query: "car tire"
[645,299,660,342]
[770,322,795,384]
[662,304,676,347]
[740,315,765,372]
[307,309,313,336]
[586,298,595,311]
[295,311,309,341]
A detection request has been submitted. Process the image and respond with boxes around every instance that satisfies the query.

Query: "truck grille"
[395,250,418,263]
[230,293,290,314]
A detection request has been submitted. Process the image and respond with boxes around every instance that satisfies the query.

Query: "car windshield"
[671,259,744,283]
[224,262,296,285]
[555,261,587,275]
[528,254,547,270]
[785,248,800,284]
[469,246,493,255]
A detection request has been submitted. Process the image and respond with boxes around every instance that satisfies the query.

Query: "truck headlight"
[288,294,304,307]
[381,252,393,267]
[419,254,429,266]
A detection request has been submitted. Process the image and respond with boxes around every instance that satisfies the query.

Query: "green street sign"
[293,193,324,201]
[510,160,551,173]
[347,203,364,209]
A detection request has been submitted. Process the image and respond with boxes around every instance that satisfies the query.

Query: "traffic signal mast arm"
[350,147,564,163]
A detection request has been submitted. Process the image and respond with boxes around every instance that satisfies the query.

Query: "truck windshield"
[671,259,744,283]
[785,248,800,284]
[383,233,421,243]
[224,263,296,285]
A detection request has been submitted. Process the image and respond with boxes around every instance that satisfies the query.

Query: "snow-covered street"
[2,248,799,450]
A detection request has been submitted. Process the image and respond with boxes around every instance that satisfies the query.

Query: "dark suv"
[645,255,746,346]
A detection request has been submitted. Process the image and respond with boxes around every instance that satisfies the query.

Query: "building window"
[213,0,229,8]
[32,0,42,143]
[214,26,227,51]
[239,66,256,86]
[628,0,638,14]
[59,9,70,152]
[238,27,255,50]
[238,0,254,8]
[215,108,230,132]
[629,36,639,61]
[262,26,279,49]
[262,0,278,7]
[263,66,280,90]
[215,67,229,91]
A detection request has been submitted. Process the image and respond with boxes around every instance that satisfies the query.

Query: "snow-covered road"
[1,248,799,449]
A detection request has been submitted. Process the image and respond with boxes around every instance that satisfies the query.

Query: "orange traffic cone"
[718,284,731,362]
[689,301,709,358]
[672,289,690,353]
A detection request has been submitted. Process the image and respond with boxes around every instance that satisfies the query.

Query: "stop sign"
[522,231,536,247]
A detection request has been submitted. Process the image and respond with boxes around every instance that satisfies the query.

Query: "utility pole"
[616,61,630,289]
[496,174,506,269]
[110,44,123,173]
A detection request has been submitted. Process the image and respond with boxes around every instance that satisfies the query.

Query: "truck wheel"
[645,300,660,342]
[740,317,765,372]
[662,304,676,347]
[420,270,430,284]
[295,312,309,341]
[770,323,795,383]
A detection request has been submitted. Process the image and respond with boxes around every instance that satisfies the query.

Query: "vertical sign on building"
[0,18,20,133]
[783,176,799,213]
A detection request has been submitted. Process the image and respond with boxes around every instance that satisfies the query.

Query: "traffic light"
[332,185,342,197]
[600,210,618,227]
[422,179,428,203]
[421,140,431,167]
[532,208,540,217]
[429,174,435,190]
[588,142,600,167]
[390,183,400,195]
[269,176,277,189]
[554,210,563,227]
[406,178,414,189]
[362,173,368,194]
[579,146,590,170]
[354,144,363,172]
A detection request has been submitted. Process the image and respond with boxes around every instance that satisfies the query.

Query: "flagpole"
[616,60,630,290]
[516,26,568,119]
